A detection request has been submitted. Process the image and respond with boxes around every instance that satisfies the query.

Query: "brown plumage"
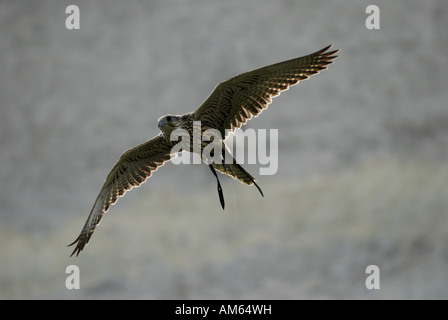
[69,45,338,256]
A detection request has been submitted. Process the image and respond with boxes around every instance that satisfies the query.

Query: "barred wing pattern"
[193,45,338,136]
[69,134,174,256]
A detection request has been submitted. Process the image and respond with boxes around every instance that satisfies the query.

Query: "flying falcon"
[69,45,339,256]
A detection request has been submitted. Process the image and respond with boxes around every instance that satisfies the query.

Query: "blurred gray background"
[1,0,447,299]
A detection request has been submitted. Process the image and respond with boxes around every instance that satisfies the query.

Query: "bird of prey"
[69,45,338,256]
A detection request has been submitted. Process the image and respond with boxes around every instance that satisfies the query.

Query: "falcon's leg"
[209,164,225,210]
[220,154,229,176]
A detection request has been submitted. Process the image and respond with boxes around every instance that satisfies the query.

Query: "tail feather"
[212,155,264,197]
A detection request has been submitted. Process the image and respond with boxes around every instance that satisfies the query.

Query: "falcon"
[69,45,339,256]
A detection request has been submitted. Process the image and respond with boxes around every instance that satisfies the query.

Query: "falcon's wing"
[69,134,174,256]
[193,45,338,136]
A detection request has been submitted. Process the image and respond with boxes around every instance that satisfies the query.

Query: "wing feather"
[69,134,174,256]
[193,45,338,136]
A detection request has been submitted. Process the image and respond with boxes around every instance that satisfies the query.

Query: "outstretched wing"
[193,45,338,136]
[69,134,174,256]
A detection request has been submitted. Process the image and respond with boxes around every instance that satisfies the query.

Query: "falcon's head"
[158,114,187,140]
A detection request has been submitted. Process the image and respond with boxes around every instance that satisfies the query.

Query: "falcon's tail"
[212,152,264,197]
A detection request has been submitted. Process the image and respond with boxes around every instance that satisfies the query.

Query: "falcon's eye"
[166,116,172,122]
